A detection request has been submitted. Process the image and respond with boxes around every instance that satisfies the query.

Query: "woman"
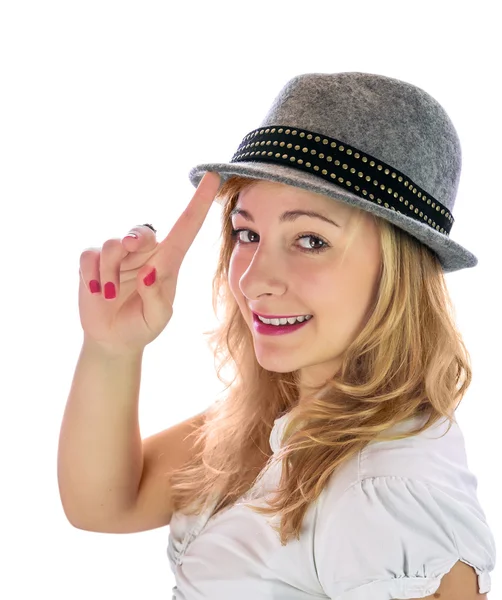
[59,72,496,599]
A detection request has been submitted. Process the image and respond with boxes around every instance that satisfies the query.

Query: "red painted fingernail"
[143,269,156,286]
[89,280,101,294]
[104,282,116,299]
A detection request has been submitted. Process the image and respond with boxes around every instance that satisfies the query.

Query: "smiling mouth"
[252,312,313,320]
[252,312,313,324]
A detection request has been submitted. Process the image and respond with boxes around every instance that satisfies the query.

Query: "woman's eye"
[296,235,328,252]
[230,228,330,254]
[232,229,255,243]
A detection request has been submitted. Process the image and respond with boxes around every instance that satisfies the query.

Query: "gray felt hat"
[188,72,477,273]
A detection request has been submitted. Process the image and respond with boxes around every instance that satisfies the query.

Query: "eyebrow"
[229,208,340,228]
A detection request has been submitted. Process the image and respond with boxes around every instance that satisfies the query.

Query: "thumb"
[136,264,175,337]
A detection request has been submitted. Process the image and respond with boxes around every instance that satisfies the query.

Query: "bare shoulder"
[400,560,487,599]
[92,410,208,534]
[142,409,207,470]
[139,409,207,496]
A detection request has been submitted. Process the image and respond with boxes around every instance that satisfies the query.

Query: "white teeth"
[257,314,312,326]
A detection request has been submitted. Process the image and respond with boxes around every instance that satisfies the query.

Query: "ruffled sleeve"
[314,476,496,599]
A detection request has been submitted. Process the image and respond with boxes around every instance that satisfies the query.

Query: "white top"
[167,411,496,599]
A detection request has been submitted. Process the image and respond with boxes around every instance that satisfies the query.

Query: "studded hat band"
[230,125,453,237]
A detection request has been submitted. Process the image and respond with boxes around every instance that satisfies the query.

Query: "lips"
[251,311,313,336]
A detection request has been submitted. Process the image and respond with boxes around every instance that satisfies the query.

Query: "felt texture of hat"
[188,72,477,273]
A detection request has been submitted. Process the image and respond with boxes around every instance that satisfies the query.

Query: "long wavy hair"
[168,174,472,546]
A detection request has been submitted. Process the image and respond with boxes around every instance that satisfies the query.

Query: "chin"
[253,351,305,374]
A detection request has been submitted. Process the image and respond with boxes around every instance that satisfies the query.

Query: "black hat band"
[230,125,453,236]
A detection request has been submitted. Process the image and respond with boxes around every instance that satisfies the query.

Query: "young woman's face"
[228,180,382,401]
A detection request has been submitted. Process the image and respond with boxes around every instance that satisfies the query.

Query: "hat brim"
[188,161,478,274]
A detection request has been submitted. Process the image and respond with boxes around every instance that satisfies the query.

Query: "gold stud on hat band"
[230,126,453,236]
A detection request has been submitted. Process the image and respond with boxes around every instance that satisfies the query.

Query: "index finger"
[158,170,222,269]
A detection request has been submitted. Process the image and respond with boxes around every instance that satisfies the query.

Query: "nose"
[238,244,288,300]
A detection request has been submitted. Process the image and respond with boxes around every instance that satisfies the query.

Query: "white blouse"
[167,411,496,599]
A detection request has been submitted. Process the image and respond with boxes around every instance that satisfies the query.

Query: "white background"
[1,1,500,598]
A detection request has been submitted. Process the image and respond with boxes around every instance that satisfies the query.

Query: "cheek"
[319,269,376,331]
[296,267,335,298]
[304,265,355,310]
[228,253,244,297]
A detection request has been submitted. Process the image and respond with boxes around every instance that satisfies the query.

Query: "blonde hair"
[168,175,472,545]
